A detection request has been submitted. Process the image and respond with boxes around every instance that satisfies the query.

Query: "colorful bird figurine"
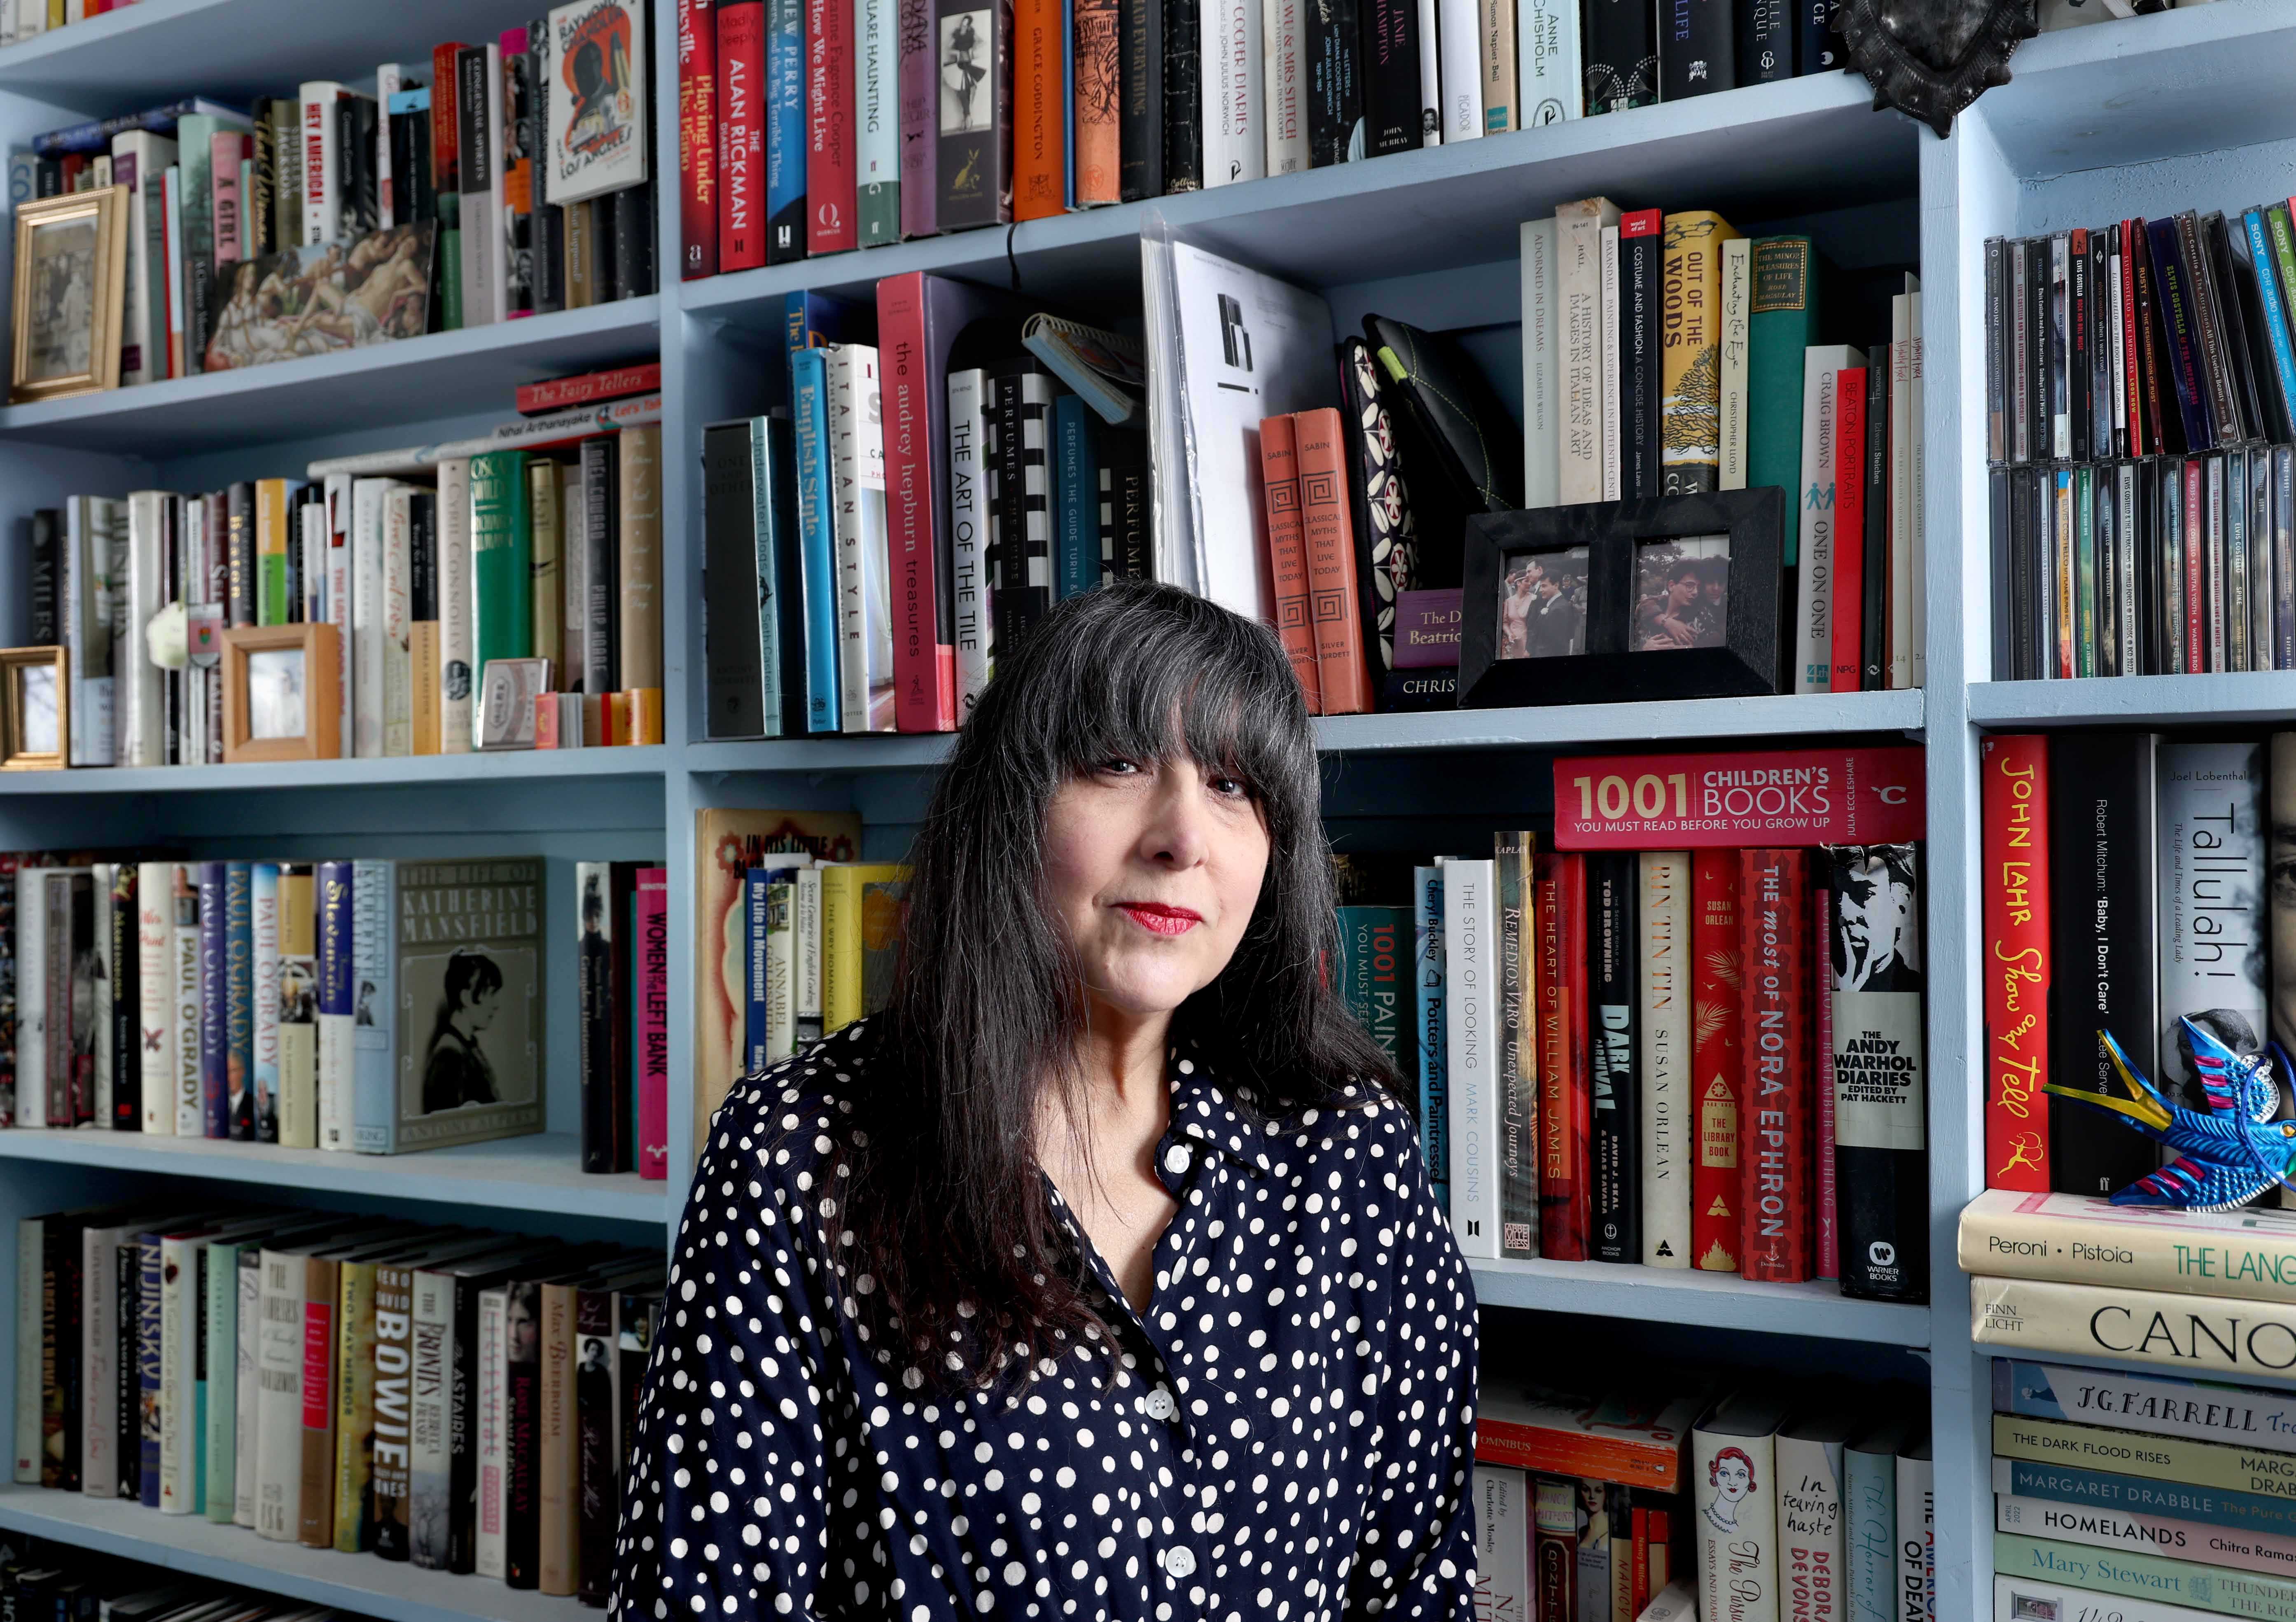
[2040,1019,2296,1211]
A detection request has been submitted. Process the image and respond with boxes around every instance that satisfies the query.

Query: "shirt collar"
[1166,1045,1276,1177]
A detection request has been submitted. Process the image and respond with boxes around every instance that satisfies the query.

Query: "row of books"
[1469,1380,1934,1622]
[17,0,655,388]
[1,1539,368,1622]
[1986,1358,2296,1622]
[1520,200,1927,692]
[1978,732,2289,1199]
[10,1206,661,1607]
[726,855,907,1064]
[1986,448,2296,682]
[0,855,605,1166]
[676,0,1848,278]
[43,385,666,767]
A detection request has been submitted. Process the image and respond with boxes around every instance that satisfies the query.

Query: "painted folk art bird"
[2041,1018,2296,1211]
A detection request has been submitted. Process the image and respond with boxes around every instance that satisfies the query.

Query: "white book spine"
[1992,1573,2215,1622]
[324,472,354,757]
[253,1250,303,1540]
[1894,1451,1934,1622]
[2156,739,2266,1095]
[476,1287,509,1579]
[1474,1465,1531,1615]
[948,368,994,716]
[831,345,896,734]
[137,862,174,1135]
[1796,344,1864,692]
[1444,858,1499,1259]
[299,81,342,246]
[111,134,175,387]
[158,1233,199,1512]
[15,870,43,1129]
[375,63,402,227]
[252,864,279,1140]
[351,479,390,758]
[13,1218,39,1482]
[1517,0,1579,122]
[300,501,325,625]
[409,1269,455,1567]
[1778,1433,1848,1622]
[794,866,825,1042]
[765,878,796,1063]
[1413,0,1440,143]
[14,0,43,36]
[437,458,474,755]
[460,44,507,325]
[1638,851,1690,1267]
[173,868,202,1136]
[1719,238,1751,491]
[855,0,896,207]
[1438,0,1482,142]
[1600,224,1622,502]
[383,486,413,757]
[1262,0,1308,174]
[1522,218,1560,508]
[1696,1429,1781,1622]
[1889,291,1914,689]
[233,1252,260,1526]
[1558,208,1607,505]
[79,1224,117,1499]
[1908,291,1925,690]
[1202,0,1266,185]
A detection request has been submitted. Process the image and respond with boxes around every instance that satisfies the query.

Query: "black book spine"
[2008,236,2030,463]
[249,98,276,257]
[593,191,622,304]
[110,865,137,1130]
[445,1277,486,1573]
[34,154,60,196]
[2208,210,2272,444]
[574,1290,616,1606]
[1163,0,1203,185]
[2178,210,2239,449]
[2048,731,2162,1196]
[2011,465,2037,680]
[226,481,256,629]
[1620,220,1663,499]
[1989,466,2012,679]
[1588,851,1639,1265]
[764,414,810,728]
[1119,0,1165,196]
[2026,236,2049,461]
[29,508,58,645]
[2068,229,2090,462]
[1828,844,1927,1303]
[1860,360,1888,689]
[114,1241,138,1499]
[187,255,212,376]
[336,99,372,240]
[1658,0,1732,99]
[502,42,536,318]
[1583,0,1658,113]
[527,23,556,303]
[2139,457,2163,675]
[1357,0,1421,155]
[579,864,617,1171]
[1796,0,1834,72]
[580,435,621,694]
[1306,0,1363,166]
[1739,0,1788,81]
[505,1281,541,1589]
[611,182,657,299]
[1336,337,1409,680]
[2093,229,2116,458]
[701,422,766,739]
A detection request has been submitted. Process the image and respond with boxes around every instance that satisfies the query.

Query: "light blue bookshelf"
[0,0,2275,1614]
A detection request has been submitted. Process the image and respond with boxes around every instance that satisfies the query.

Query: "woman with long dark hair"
[612,582,1479,1618]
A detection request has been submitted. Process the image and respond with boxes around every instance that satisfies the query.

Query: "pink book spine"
[211,131,246,265]
[896,0,935,237]
[637,867,670,1178]
[1813,882,1838,1281]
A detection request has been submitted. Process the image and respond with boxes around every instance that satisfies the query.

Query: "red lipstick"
[1116,902,1202,937]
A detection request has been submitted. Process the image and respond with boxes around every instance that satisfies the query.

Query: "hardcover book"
[1553,748,1925,850]
[1689,850,1741,1271]
[1444,857,1500,1259]
[1638,850,1689,1267]
[1981,735,2050,1192]
[1495,834,1538,1261]
[1738,848,1809,1282]
[2155,739,2266,1108]
[1827,844,1926,1302]
[1694,1393,1788,1622]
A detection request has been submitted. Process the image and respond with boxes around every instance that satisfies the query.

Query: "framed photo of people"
[1456,488,1788,708]
[10,186,128,404]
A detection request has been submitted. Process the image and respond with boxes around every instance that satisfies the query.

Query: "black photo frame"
[1457,488,1788,708]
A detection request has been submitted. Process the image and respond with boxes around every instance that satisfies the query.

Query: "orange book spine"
[1257,415,1322,712]
[1012,0,1066,222]
[1294,407,1373,714]
[1072,0,1121,204]
[1469,1423,1681,1491]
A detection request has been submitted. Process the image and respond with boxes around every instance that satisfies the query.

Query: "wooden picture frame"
[221,624,341,764]
[10,186,128,404]
[0,645,67,770]
[1457,488,1789,709]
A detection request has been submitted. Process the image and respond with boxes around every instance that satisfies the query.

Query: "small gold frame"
[221,624,341,764]
[10,186,128,404]
[0,645,68,769]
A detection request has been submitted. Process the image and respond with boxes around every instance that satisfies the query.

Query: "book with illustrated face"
[543,0,650,206]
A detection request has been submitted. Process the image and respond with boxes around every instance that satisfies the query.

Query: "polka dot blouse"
[610,1019,1482,1620]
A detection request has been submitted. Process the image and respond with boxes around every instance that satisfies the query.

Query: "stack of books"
[12,1206,661,1607]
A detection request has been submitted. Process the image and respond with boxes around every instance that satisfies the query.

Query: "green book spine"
[1747,235,1823,566]
[2074,466,2095,678]
[202,1241,239,1522]
[1996,1531,2296,1620]
[471,452,533,710]
[439,190,463,333]
[1334,905,1409,1069]
[859,182,899,249]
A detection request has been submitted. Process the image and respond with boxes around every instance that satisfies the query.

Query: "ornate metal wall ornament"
[1838,0,2037,137]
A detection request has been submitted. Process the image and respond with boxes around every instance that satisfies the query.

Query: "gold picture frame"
[0,645,68,770]
[221,623,341,764]
[10,185,128,404]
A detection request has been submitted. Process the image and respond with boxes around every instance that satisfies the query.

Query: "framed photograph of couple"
[1457,488,1788,708]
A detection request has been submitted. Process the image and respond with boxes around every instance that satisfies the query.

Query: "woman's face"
[1716,1457,1751,1502]
[1043,752,1270,1024]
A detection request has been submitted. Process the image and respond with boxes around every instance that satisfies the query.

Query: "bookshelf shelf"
[0,1129,669,1223]
[0,297,660,456]
[0,746,670,796]
[1467,1260,1933,1346]
[1967,673,2296,729]
[0,1486,589,1622]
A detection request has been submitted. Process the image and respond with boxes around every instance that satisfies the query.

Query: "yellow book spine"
[410,623,440,755]
[332,1260,377,1552]
[256,478,291,626]
[1659,211,1745,496]
[822,867,861,1033]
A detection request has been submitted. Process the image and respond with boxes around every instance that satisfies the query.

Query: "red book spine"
[1737,848,1810,1282]
[679,0,720,278]
[1551,746,1926,851]
[516,362,664,415]
[431,43,467,194]
[805,0,855,252]
[637,868,669,1178]
[1296,407,1372,714]
[1981,734,2051,1190]
[1631,1504,1651,1618]
[1813,881,1837,1281]
[2184,458,2205,672]
[2123,220,2143,455]
[1689,850,1740,1273]
[718,2,767,270]
[1011,0,1065,221]
[1257,414,1322,712]
[881,273,958,733]
[1536,852,1587,1260]
[1828,369,1866,692]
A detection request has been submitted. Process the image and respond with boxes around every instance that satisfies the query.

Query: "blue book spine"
[1796,0,1835,74]
[1845,1444,1897,1622]
[1062,0,1077,209]
[746,870,772,1071]
[2246,208,2296,440]
[224,860,252,1140]
[1413,864,1448,1208]
[2149,215,2218,452]
[198,862,229,1138]
[764,0,808,262]
[792,346,842,733]
[1998,1456,2296,1538]
[138,1235,163,1505]
[749,417,786,735]
[349,859,394,1153]
[1053,396,1098,600]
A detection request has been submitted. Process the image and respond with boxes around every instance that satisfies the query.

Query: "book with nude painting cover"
[202,221,437,372]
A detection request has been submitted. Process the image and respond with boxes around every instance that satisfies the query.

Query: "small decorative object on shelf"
[0,645,68,770]
[2042,1020,2296,1209]
[1837,0,2035,138]
[9,186,128,403]
[1457,488,1788,708]
[220,624,343,763]
[477,655,554,749]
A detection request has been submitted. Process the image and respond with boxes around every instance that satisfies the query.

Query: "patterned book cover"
[1689,850,1741,1271]
[935,0,1013,228]
[1658,210,1743,495]
[1337,338,1420,693]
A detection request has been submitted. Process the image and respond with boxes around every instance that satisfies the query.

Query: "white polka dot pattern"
[609,1019,1481,1620]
